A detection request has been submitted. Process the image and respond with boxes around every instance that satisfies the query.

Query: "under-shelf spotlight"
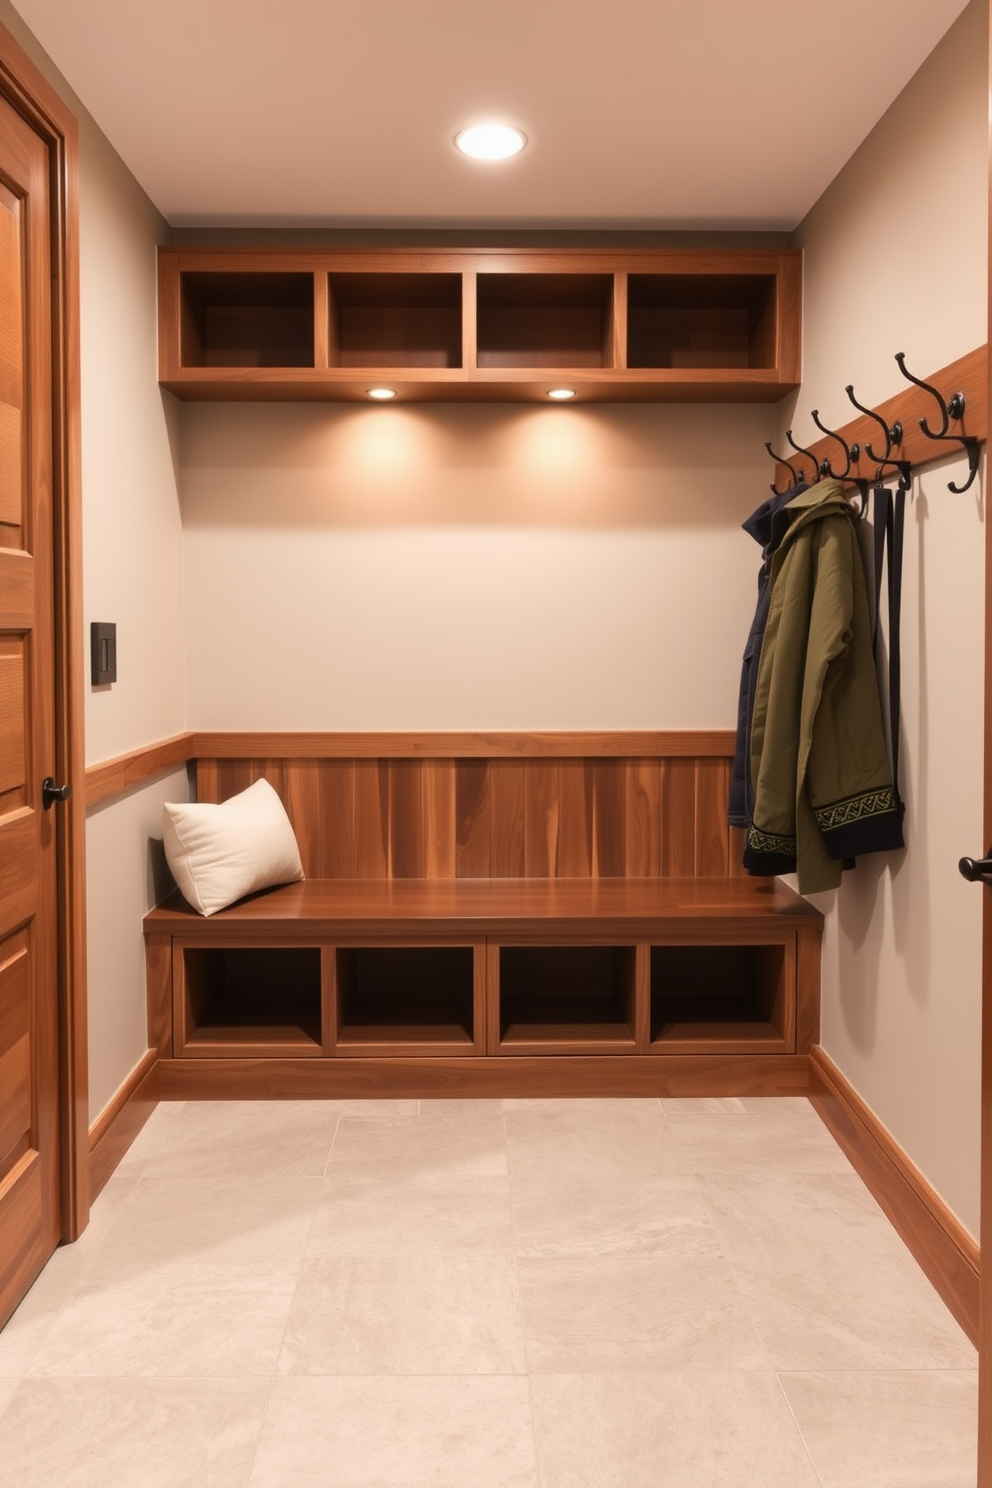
[546,388,576,400]
[367,387,397,400]
[454,123,527,160]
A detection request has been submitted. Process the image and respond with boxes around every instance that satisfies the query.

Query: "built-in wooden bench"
[143,733,823,1098]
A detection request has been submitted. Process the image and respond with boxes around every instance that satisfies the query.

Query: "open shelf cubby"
[476,273,615,368]
[649,942,790,1053]
[335,945,476,1054]
[496,945,637,1052]
[179,945,322,1055]
[627,274,777,369]
[179,272,315,367]
[328,273,462,368]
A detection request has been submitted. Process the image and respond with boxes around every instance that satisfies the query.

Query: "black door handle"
[41,777,71,809]
[959,852,992,883]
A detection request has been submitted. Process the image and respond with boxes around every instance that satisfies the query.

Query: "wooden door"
[0,89,62,1330]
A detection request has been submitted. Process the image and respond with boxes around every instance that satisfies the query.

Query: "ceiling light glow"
[367,387,397,400]
[546,388,576,400]
[455,124,527,160]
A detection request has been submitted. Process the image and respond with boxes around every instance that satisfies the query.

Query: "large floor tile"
[249,1375,539,1487]
[666,1097,851,1173]
[700,1170,977,1370]
[0,1377,270,1488]
[308,1171,516,1254]
[504,1098,681,1193]
[531,1372,821,1488]
[87,1175,320,1278]
[510,1169,716,1258]
[278,1254,526,1374]
[28,1264,298,1377]
[518,1244,768,1373]
[0,1249,82,1376]
[0,1376,19,1414]
[121,1100,340,1179]
[326,1100,507,1186]
[659,1097,746,1120]
[780,1370,979,1488]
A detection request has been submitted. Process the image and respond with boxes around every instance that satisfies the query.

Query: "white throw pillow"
[162,777,304,916]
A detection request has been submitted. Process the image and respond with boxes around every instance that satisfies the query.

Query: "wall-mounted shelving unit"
[158,247,801,402]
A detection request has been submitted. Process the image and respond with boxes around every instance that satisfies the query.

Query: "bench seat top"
[144,876,821,939]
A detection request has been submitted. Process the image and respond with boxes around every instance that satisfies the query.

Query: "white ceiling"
[12,0,972,230]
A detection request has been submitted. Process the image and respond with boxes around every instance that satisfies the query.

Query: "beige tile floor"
[0,1095,978,1487]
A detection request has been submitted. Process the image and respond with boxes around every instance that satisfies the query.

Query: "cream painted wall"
[787,0,988,438]
[789,0,988,1237]
[85,769,187,1116]
[181,401,774,729]
[0,0,187,1120]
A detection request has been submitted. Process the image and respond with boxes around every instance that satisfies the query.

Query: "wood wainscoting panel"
[195,749,747,882]
[809,1045,979,1346]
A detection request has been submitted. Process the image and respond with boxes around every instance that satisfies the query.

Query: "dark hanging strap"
[871,482,906,801]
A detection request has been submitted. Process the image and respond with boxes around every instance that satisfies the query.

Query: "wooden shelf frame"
[158,247,802,403]
[148,878,822,1078]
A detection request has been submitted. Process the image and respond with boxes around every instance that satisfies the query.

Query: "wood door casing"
[0,89,61,1330]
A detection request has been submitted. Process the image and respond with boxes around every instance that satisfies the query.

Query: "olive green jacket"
[745,479,904,893]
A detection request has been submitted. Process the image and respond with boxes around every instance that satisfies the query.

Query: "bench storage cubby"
[143,735,823,1098]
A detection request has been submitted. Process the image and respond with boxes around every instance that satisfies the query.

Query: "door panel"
[0,90,61,1329]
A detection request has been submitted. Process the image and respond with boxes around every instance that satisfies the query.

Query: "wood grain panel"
[158,1052,812,1100]
[143,932,172,1056]
[454,761,490,877]
[0,932,30,1170]
[694,758,731,876]
[281,762,320,879]
[592,761,627,877]
[0,648,25,794]
[626,760,661,877]
[182,741,740,883]
[353,761,389,878]
[490,759,525,877]
[195,758,220,804]
[0,183,22,540]
[524,763,559,877]
[557,760,592,877]
[216,760,252,801]
[389,761,426,878]
[423,761,456,878]
[318,760,356,878]
[659,758,696,875]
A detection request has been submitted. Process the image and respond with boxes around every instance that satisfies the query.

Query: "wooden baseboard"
[809,1045,979,1347]
[88,1050,159,1200]
[157,1052,810,1101]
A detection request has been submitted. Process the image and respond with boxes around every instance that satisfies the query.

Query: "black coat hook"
[845,384,911,489]
[894,352,980,493]
[784,428,822,486]
[810,409,860,480]
[764,442,802,497]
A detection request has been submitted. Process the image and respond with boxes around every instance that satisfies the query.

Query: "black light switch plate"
[91,622,117,685]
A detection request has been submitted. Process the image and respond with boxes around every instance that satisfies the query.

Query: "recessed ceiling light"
[546,388,576,400]
[455,124,527,161]
[366,387,396,400]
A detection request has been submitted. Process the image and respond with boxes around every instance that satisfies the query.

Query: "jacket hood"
[778,478,856,552]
